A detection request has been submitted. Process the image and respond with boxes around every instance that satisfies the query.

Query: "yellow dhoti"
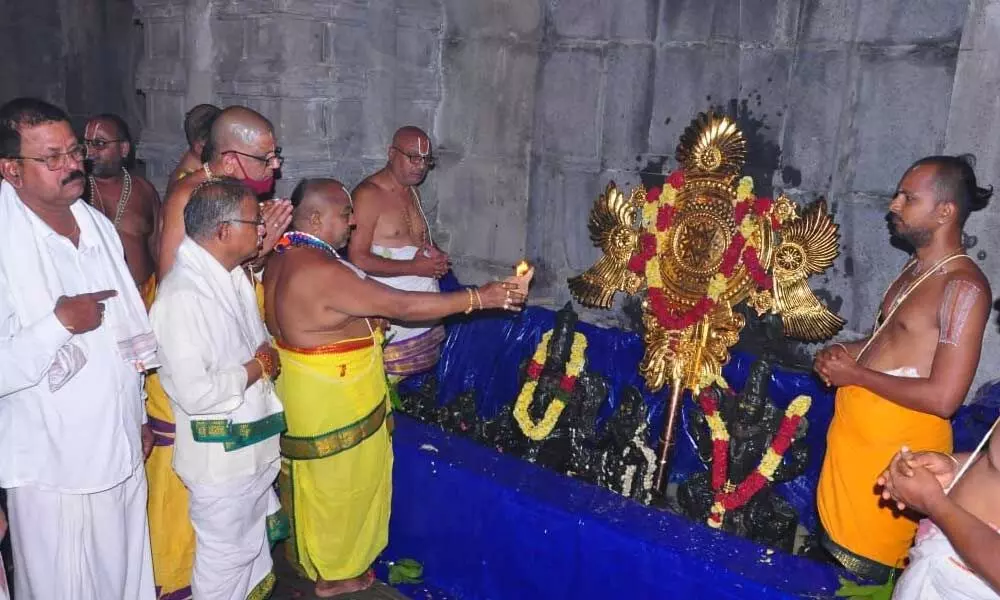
[817,384,952,579]
[146,374,195,600]
[276,335,393,582]
[141,276,196,600]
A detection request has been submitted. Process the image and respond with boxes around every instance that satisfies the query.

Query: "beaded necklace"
[274,231,373,337]
[274,231,339,257]
[88,167,132,228]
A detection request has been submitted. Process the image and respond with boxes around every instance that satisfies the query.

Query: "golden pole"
[652,373,684,494]
[653,318,710,495]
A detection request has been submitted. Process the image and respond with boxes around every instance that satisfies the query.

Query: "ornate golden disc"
[671,212,731,274]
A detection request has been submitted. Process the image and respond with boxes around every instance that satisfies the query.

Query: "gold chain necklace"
[88,167,132,227]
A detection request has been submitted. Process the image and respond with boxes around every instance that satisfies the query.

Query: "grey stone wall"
[134,0,1000,395]
[0,0,142,137]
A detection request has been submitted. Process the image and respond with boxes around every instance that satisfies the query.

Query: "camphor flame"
[515,260,531,277]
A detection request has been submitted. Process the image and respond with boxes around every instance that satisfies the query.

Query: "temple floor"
[270,547,452,600]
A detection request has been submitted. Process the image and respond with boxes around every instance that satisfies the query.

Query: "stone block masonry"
[134,0,1000,398]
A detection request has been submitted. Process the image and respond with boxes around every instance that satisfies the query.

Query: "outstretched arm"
[311,259,521,322]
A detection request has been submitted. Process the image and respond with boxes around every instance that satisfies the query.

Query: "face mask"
[236,155,274,197]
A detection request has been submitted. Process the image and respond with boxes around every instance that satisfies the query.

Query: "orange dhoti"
[817,383,952,580]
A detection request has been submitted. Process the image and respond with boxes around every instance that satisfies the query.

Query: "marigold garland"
[514,330,588,441]
[628,172,778,331]
[697,390,811,528]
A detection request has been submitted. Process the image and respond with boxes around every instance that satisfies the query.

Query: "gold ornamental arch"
[568,112,844,491]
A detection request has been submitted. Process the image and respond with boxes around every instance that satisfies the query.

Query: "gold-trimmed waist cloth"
[280,397,393,460]
[190,412,287,452]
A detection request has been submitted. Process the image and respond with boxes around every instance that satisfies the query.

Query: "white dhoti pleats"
[8,465,155,600]
[893,519,1000,600]
[185,463,280,600]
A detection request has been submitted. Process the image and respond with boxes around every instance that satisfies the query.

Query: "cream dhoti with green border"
[151,238,289,600]
[277,333,394,582]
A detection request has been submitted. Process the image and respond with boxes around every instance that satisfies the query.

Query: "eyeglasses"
[83,138,123,150]
[13,144,87,171]
[392,146,435,168]
[226,217,265,228]
[223,148,284,168]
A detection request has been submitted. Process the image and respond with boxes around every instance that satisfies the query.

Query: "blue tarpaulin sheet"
[399,299,835,533]
[391,276,1000,599]
[388,415,843,600]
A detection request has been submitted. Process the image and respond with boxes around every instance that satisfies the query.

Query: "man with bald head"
[350,126,450,380]
[149,105,291,599]
[159,105,291,279]
[166,103,220,196]
[266,178,524,597]
[84,113,161,301]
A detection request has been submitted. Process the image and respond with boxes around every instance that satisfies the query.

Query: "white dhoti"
[184,463,280,600]
[369,244,440,342]
[370,244,445,378]
[8,465,155,600]
[893,519,1000,600]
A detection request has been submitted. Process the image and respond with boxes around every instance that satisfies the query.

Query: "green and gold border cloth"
[190,412,287,452]
[280,397,393,460]
[246,571,276,600]
[820,528,899,582]
[266,509,290,546]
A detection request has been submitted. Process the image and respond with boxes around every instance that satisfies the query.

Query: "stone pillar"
[944,0,1000,395]
[134,0,192,190]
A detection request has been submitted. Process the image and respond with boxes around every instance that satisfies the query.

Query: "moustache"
[62,171,84,186]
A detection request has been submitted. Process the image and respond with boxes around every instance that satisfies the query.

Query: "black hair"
[90,113,135,166]
[0,97,71,158]
[184,104,220,149]
[909,154,993,226]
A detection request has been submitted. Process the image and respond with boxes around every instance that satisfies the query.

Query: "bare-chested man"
[83,114,160,300]
[876,434,1000,598]
[166,103,219,196]
[265,178,525,598]
[148,105,291,599]
[159,105,292,279]
[813,155,992,580]
[349,126,450,379]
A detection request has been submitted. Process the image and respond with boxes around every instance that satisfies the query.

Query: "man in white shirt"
[150,177,285,600]
[0,97,158,599]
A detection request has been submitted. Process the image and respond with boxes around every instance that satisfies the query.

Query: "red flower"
[711,440,728,490]
[734,200,750,225]
[526,361,543,380]
[628,254,647,274]
[720,233,745,276]
[656,205,674,231]
[640,233,657,257]
[667,170,686,190]
[559,375,577,393]
[754,197,773,216]
[647,187,662,203]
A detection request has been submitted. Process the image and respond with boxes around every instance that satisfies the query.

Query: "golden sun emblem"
[774,243,805,273]
[675,218,727,272]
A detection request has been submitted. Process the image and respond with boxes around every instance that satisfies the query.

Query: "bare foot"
[314,569,375,598]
